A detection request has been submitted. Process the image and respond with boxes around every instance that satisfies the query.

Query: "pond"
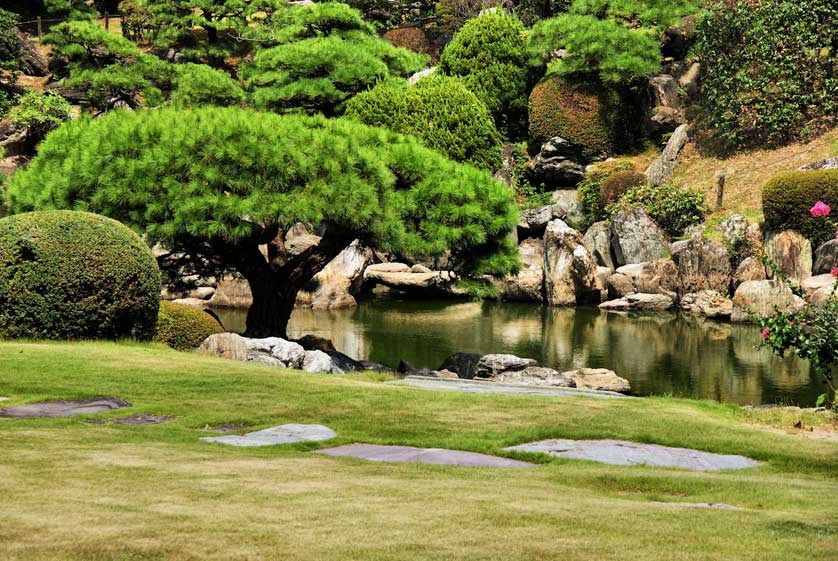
[212,299,825,407]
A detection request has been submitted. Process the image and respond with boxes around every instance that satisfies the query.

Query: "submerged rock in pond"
[316,443,535,468]
[0,397,131,418]
[202,424,336,447]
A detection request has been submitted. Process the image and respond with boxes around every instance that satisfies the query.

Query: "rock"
[801,274,836,299]
[544,219,604,306]
[408,66,436,84]
[719,214,748,248]
[475,354,537,379]
[208,275,252,308]
[389,377,629,399]
[326,350,365,374]
[550,190,585,226]
[17,31,49,76]
[811,285,838,308]
[813,240,838,275]
[644,74,686,134]
[527,137,586,189]
[599,293,675,312]
[0,155,29,176]
[302,350,334,373]
[678,62,701,98]
[270,339,307,369]
[605,270,637,298]
[606,260,679,299]
[285,223,321,255]
[644,124,690,186]
[397,359,419,374]
[494,366,576,388]
[731,280,806,322]
[201,424,337,447]
[799,157,838,171]
[500,238,544,302]
[671,234,731,295]
[438,352,484,379]
[366,262,411,274]
[198,333,248,361]
[410,264,433,274]
[317,443,535,468]
[734,257,766,288]
[88,413,175,426]
[680,290,733,319]
[610,209,670,266]
[248,354,286,367]
[764,230,812,282]
[583,221,616,271]
[363,265,456,295]
[518,204,563,236]
[0,121,30,157]
[295,335,338,353]
[0,397,131,418]
[296,241,371,309]
[427,369,459,380]
[564,368,631,393]
[359,360,395,373]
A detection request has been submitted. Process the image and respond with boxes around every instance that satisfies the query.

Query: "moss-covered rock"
[154,301,223,351]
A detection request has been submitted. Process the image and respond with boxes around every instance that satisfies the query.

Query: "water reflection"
[212,299,824,406]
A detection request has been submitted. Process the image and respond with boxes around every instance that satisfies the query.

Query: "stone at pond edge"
[680,290,733,319]
[316,444,535,468]
[438,352,484,379]
[610,209,670,266]
[731,280,806,323]
[764,230,812,282]
[201,424,337,447]
[671,234,731,295]
[606,260,679,300]
[564,368,631,394]
[733,257,767,289]
[0,397,131,418]
[199,333,247,361]
[544,219,604,306]
[599,293,675,312]
[493,366,576,388]
[644,123,690,186]
[499,238,544,303]
[505,439,759,471]
[583,221,616,272]
[475,354,537,379]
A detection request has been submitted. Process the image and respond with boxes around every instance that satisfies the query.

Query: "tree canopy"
[8,107,519,336]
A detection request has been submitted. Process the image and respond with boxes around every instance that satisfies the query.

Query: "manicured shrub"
[0,211,161,340]
[576,158,635,227]
[154,301,223,351]
[763,170,838,247]
[383,27,435,59]
[344,75,502,170]
[528,74,629,160]
[607,183,707,237]
[696,0,838,151]
[599,170,646,209]
[171,63,245,107]
[438,10,528,133]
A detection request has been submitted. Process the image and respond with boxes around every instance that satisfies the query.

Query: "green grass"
[1,341,837,561]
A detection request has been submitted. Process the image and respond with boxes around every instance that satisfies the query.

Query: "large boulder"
[302,350,334,373]
[475,354,537,379]
[583,221,616,271]
[731,280,806,323]
[599,293,675,312]
[643,74,686,135]
[527,137,586,189]
[605,260,679,299]
[671,234,731,295]
[550,190,585,227]
[209,275,253,308]
[17,31,49,76]
[813,240,838,275]
[363,263,457,295]
[801,274,836,300]
[518,204,563,238]
[811,285,838,308]
[644,124,689,186]
[296,240,372,309]
[680,290,733,319]
[733,257,766,288]
[198,333,248,361]
[610,209,670,266]
[764,230,812,282]
[500,238,544,302]
[438,352,484,379]
[564,368,631,393]
[544,219,604,306]
[494,367,576,388]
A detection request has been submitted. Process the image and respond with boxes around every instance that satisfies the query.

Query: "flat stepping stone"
[388,376,629,399]
[89,414,175,426]
[200,423,336,447]
[316,444,534,468]
[0,397,131,418]
[0,397,8,402]
[504,439,758,471]
[205,423,248,433]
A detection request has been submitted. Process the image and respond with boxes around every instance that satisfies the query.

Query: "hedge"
[154,300,223,351]
[763,170,838,247]
[0,211,161,340]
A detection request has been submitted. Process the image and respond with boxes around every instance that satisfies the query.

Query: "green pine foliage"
[154,301,223,351]
[763,170,838,247]
[696,0,838,151]
[9,91,72,141]
[0,210,161,340]
[344,74,502,170]
[44,0,98,19]
[438,10,529,134]
[171,63,245,108]
[243,2,426,116]
[0,8,21,71]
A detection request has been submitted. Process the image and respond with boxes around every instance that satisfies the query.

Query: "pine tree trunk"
[243,273,296,339]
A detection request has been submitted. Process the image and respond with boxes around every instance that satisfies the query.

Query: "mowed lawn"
[0,342,836,561]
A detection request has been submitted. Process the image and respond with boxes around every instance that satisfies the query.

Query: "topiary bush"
[154,300,223,351]
[0,211,161,340]
[344,75,502,170]
[528,74,630,161]
[171,63,245,108]
[576,158,635,228]
[599,170,646,209]
[606,183,707,237]
[763,170,838,247]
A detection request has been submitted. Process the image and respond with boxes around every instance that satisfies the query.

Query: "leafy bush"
[171,63,245,107]
[599,170,646,209]
[763,170,838,247]
[383,27,435,59]
[118,0,152,42]
[344,75,502,170]
[154,301,223,351]
[438,10,529,133]
[0,8,21,71]
[0,211,161,340]
[696,0,838,151]
[528,74,629,160]
[9,91,72,140]
[435,0,512,33]
[607,183,707,237]
[517,0,571,27]
[576,158,635,227]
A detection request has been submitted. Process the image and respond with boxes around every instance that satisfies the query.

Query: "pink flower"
[761,327,771,340]
[810,201,831,217]
[835,231,838,240]
[832,267,838,278]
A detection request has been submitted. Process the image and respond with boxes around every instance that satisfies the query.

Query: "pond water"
[212,299,825,407]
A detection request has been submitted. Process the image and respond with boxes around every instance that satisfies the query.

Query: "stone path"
[504,439,758,471]
[388,376,630,399]
[88,414,175,426]
[316,444,535,468]
[0,397,131,418]
[200,424,336,447]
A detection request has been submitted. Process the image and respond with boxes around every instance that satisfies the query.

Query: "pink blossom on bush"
[810,201,831,217]
[832,267,838,278]
[761,327,771,340]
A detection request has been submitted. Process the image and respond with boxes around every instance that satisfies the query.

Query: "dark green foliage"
[44,0,98,19]
[0,8,21,71]
[171,63,244,107]
[154,300,223,351]
[9,91,72,141]
[576,158,635,227]
[344,75,502,170]
[118,0,152,42]
[763,170,838,247]
[528,74,628,160]
[438,11,529,133]
[607,183,707,237]
[0,210,161,340]
[242,2,426,116]
[599,169,646,208]
[342,0,437,30]
[696,0,838,151]
[517,0,571,27]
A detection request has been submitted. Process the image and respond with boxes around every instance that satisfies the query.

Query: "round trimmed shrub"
[599,170,646,209]
[0,211,161,340]
[528,75,628,161]
[154,300,223,351]
[763,170,838,247]
[576,158,636,228]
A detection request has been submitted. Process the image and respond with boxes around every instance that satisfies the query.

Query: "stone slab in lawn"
[316,444,535,468]
[89,414,175,426]
[388,376,630,399]
[200,424,336,447]
[504,439,758,471]
[0,397,8,402]
[0,397,131,418]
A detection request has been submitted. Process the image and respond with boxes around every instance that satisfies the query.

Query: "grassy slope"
[0,341,837,561]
